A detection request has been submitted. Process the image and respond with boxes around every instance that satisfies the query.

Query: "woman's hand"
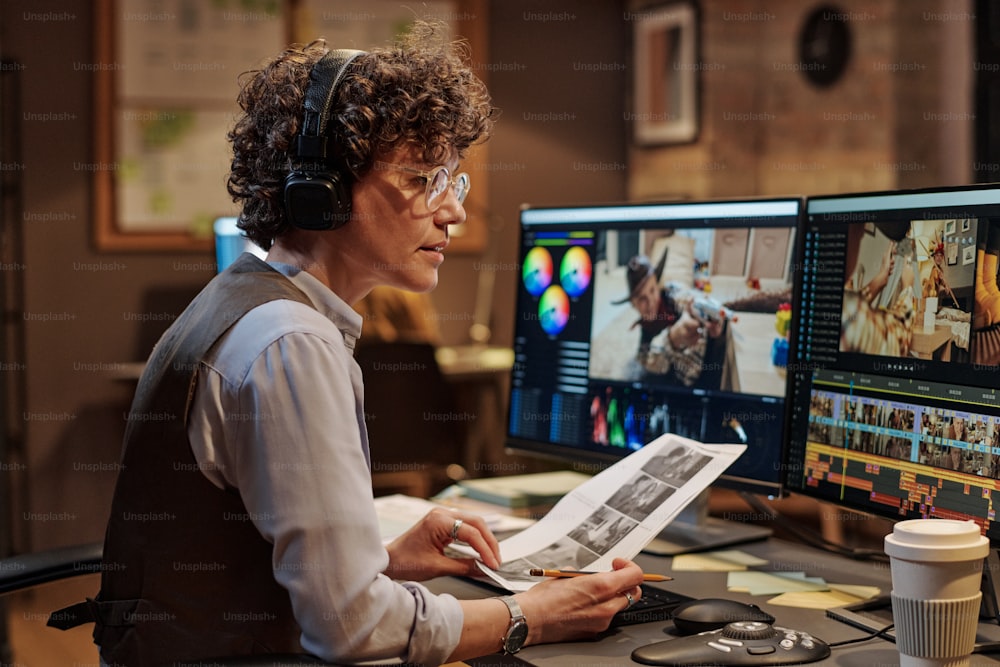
[517,558,645,645]
[447,558,646,662]
[384,508,501,581]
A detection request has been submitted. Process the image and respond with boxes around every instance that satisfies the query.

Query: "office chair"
[354,341,469,497]
[0,543,332,665]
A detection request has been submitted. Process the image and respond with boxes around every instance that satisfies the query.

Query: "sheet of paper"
[671,550,769,572]
[467,434,746,591]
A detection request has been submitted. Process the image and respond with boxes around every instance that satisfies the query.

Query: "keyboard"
[610,584,693,627]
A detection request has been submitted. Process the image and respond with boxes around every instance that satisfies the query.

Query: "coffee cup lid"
[884,519,989,562]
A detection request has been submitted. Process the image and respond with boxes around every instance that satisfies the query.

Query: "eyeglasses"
[376,162,470,211]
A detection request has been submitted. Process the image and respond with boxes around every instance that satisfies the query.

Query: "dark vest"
[95,254,315,665]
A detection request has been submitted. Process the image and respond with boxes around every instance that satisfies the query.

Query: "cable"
[973,641,1000,655]
[827,623,895,647]
[737,492,889,563]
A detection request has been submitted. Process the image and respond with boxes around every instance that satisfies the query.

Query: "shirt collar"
[266,261,363,350]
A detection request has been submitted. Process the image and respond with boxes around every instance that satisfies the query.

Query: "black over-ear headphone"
[284,49,365,231]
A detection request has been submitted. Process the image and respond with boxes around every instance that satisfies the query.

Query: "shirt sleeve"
[188,301,463,665]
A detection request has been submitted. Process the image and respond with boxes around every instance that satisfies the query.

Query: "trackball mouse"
[671,598,775,635]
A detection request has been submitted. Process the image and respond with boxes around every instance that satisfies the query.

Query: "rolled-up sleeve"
[189,299,463,665]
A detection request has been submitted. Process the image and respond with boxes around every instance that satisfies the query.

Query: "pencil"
[527,568,672,582]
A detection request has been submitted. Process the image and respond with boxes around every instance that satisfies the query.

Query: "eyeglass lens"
[427,168,470,209]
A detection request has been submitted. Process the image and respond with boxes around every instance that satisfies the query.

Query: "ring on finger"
[624,592,635,609]
[450,518,463,541]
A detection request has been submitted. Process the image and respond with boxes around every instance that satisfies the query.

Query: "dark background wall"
[480,0,629,359]
[2,1,222,551]
[0,0,983,550]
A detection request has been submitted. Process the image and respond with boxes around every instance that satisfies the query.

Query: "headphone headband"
[284,48,366,231]
[296,49,365,162]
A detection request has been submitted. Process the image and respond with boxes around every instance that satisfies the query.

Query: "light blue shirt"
[186,262,463,665]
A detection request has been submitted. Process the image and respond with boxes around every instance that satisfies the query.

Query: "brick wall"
[627,0,974,201]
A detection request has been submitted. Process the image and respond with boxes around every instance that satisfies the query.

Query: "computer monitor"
[784,184,1000,543]
[507,197,803,552]
[213,216,266,272]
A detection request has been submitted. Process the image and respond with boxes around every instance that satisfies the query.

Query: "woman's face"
[338,144,467,298]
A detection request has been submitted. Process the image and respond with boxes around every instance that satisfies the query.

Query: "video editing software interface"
[785,185,1000,542]
[507,199,802,496]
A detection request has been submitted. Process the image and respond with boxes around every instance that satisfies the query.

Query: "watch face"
[504,619,529,653]
[798,5,852,87]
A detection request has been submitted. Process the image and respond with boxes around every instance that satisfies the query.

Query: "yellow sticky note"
[765,583,880,609]
[768,589,866,610]
[727,571,828,596]
[671,550,769,572]
[828,583,881,600]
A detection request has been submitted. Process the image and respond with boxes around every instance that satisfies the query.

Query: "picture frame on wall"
[93,0,287,251]
[92,0,489,253]
[632,2,699,146]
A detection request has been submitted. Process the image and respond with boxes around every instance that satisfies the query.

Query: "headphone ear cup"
[284,170,351,231]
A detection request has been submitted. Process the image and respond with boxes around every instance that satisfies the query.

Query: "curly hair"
[227,22,495,250]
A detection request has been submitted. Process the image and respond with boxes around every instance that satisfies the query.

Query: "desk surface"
[429,535,1000,666]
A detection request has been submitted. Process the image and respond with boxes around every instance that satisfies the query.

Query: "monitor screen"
[785,184,1000,541]
[214,216,266,272]
[507,198,803,497]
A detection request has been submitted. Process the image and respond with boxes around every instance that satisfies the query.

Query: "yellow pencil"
[527,568,672,582]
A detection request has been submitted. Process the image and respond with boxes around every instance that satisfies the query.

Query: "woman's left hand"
[384,508,501,581]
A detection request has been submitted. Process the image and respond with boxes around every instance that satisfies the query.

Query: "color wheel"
[539,286,570,335]
[522,247,553,296]
[559,246,592,297]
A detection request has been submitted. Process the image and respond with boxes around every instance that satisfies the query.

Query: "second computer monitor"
[785,184,1000,541]
[507,197,803,497]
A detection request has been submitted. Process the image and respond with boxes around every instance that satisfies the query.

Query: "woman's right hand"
[516,558,645,645]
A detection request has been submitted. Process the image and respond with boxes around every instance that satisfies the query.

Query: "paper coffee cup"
[884,519,989,667]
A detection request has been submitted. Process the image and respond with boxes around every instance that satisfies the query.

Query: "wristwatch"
[499,595,528,654]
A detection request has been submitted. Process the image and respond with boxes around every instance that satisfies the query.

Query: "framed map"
[94,0,287,250]
[94,0,488,253]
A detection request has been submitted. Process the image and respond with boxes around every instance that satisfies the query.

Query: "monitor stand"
[641,489,772,556]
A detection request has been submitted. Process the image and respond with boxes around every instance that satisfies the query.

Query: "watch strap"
[500,595,524,621]
[499,595,527,654]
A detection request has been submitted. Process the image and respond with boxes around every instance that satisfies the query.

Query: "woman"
[81,24,643,666]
